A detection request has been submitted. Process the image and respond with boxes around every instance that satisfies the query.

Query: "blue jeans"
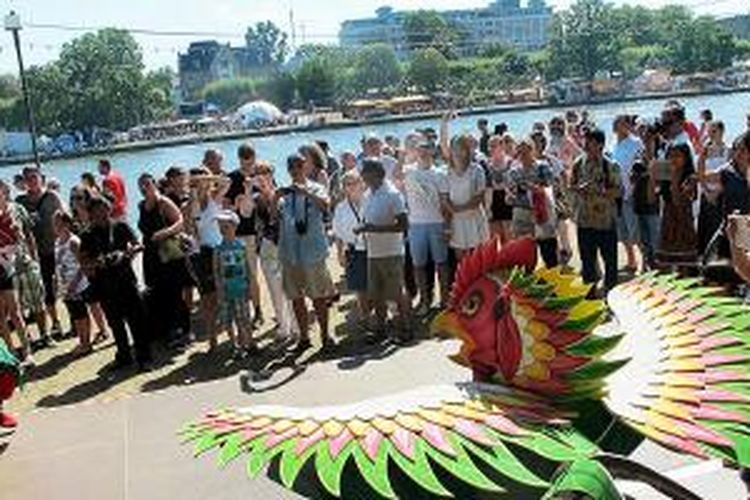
[636,214,660,270]
[577,227,618,292]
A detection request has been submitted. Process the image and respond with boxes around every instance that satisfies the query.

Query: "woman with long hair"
[188,168,229,351]
[655,143,698,267]
[486,135,513,244]
[137,173,190,348]
[440,112,490,260]
[697,120,731,256]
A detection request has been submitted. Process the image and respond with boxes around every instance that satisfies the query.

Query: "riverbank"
[2,85,749,168]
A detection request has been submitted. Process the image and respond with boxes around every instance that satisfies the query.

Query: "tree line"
[1,0,749,135]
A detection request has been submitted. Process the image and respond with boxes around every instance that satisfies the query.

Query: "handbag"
[158,235,186,264]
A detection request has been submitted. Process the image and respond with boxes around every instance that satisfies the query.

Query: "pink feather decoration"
[391,427,416,459]
[420,422,456,456]
[328,427,354,459]
[361,428,384,461]
[294,428,326,456]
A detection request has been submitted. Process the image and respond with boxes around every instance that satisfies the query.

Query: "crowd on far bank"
[1,99,750,428]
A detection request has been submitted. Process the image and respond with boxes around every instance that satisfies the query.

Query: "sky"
[0,0,747,74]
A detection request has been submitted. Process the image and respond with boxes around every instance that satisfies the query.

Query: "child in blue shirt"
[213,210,255,357]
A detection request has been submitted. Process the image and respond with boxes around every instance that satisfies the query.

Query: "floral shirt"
[570,155,621,231]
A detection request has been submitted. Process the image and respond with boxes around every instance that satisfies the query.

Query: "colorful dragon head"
[431,237,624,399]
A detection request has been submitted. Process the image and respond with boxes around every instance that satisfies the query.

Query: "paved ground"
[1,337,747,499]
[0,248,747,499]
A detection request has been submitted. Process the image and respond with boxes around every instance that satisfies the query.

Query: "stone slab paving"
[1,339,746,499]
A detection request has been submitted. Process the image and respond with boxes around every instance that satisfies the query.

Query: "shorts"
[64,298,88,322]
[511,207,535,237]
[490,189,513,222]
[345,249,368,292]
[39,252,56,306]
[221,297,253,336]
[239,235,259,281]
[617,198,639,244]
[282,260,336,301]
[192,246,216,294]
[408,223,448,267]
[367,256,405,303]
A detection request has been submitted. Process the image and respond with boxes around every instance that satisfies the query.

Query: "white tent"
[235,100,284,127]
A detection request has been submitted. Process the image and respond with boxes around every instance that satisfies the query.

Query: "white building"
[339,1,553,58]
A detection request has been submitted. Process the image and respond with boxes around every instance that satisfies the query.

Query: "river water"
[3,91,749,226]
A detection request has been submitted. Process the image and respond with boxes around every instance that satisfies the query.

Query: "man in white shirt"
[612,115,645,273]
[403,137,450,314]
[360,134,400,182]
[356,159,412,342]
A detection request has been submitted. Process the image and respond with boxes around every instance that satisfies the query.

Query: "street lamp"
[4,11,40,166]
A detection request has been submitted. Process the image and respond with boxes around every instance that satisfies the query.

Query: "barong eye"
[460,291,483,318]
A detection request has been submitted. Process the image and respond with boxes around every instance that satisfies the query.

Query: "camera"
[295,220,308,236]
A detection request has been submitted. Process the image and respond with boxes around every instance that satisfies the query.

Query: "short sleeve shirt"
[332,198,365,250]
[278,181,330,266]
[611,135,644,198]
[216,239,249,300]
[79,221,139,289]
[507,161,554,209]
[571,156,621,230]
[363,182,406,259]
[403,164,447,225]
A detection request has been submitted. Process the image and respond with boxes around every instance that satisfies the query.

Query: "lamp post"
[4,11,40,166]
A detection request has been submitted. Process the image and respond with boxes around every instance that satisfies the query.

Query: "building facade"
[178,41,240,100]
[340,1,553,58]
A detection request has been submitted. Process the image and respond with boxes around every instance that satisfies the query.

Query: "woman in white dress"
[697,120,731,256]
[440,113,490,259]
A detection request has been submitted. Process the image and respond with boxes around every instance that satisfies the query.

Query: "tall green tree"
[351,44,403,93]
[547,0,624,80]
[403,10,463,58]
[55,28,157,130]
[408,48,448,92]
[244,21,288,67]
[295,56,337,107]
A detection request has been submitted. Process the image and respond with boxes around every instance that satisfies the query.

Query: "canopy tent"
[235,100,284,127]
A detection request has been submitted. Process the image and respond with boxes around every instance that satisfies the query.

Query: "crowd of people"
[1,99,750,428]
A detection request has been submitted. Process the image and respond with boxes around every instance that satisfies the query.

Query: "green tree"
[295,56,337,107]
[25,63,69,134]
[408,48,448,92]
[201,78,257,110]
[403,10,462,58]
[351,44,403,93]
[55,28,153,130]
[244,21,288,67]
[0,74,20,101]
[258,71,297,110]
[546,0,624,80]
[669,16,737,73]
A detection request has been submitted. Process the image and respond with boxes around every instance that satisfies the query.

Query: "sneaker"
[0,412,18,428]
